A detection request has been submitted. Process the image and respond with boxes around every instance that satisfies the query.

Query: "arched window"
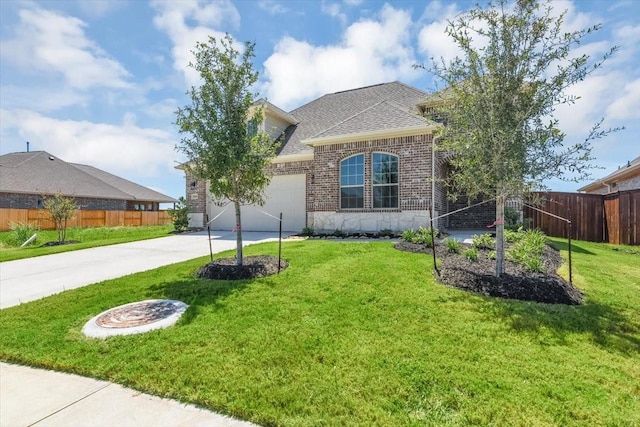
[372,153,399,208]
[340,154,364,209]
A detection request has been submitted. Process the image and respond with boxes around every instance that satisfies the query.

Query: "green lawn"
[0,239,638,426]
[0,224,174,261]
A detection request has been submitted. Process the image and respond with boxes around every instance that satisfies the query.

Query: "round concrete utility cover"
[83,299,188,338]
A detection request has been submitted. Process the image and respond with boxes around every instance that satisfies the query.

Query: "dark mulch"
[196,255,288,280]
[395,241,584,305]
[40,240,80,247]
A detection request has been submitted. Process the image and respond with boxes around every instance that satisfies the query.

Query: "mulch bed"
[196,255,288,280]
[395,241,584,305]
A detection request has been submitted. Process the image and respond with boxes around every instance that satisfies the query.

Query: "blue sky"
[1,0,638,201]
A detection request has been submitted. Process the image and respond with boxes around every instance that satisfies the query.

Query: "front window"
[372,153,399,208]
[340,154,364,209]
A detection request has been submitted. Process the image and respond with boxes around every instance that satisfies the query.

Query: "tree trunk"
[234,200,243,266]
[495,195,505,277]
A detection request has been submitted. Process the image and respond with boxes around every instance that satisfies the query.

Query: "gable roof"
[276,81,434,156]
[0,151,177,203]
[577,155,640,192]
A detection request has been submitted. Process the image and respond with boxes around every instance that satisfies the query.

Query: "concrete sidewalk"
[0,230,282,426]
[0,363,256,427]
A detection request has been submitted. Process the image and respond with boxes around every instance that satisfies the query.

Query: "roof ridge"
[308,99,388,139]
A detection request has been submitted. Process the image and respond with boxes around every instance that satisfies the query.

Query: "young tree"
[429,0,620,276]
[167,197,190,232]
[175,34,277,265]
[43,193,77,243]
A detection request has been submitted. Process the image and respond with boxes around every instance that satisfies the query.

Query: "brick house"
[0,151,177,210]
[181,81,490,232]
[577,156,640,194]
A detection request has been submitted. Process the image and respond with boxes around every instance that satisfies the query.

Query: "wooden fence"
[0,208,171,231]
[523,190,639,245]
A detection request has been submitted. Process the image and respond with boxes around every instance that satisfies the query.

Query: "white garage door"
[208,174,306,232]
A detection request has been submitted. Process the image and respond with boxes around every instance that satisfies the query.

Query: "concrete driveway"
[0,230,280,309]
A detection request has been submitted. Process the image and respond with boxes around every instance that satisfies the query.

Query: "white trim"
[272,152,314,163]
[301,124,439,147]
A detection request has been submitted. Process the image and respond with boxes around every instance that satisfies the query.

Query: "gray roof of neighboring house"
[277,81,431,156]
[0,151,177,203]
[577,155,640,192]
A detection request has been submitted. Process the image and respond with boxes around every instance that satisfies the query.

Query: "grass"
[0,239,639,426]
[0,224,174,261]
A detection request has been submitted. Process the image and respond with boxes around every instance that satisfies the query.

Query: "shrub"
[446,238,461,253]
[167,197,190,231]
[416,227,435,247]
[333,229,345,238]
[301,227,314,236]
[472,233,495,250]
[507,229,547,272]
[43,193,77,242]
[464,247,478,262]
[401,229,417,242]
[487,250,497,260]
[504,207,522,231]
[8,222,39,247]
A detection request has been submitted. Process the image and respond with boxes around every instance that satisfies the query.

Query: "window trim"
[371,152,399,209]
[339,154,365,210]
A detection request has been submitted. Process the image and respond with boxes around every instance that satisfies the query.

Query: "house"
[180,81,492,232]
[577,156,640,194]
[0,151,177,210]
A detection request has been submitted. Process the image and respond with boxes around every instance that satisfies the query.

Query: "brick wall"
[183,170,207,214]
[0,193,126,210]
[311,134,434,213]
[446,195,496,229]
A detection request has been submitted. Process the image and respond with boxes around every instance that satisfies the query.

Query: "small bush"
[464,247,478,262]
[333,229,345,238]
[507,229,547,272]
[402,229,418,242]
[416,227,435,247]
[446,238,461,253]
[301,227,314,236]
[487,250,497,260]
[168,197,189,231]
[8,222,39,247]
[472,233,495,250]
[504,207,522,231]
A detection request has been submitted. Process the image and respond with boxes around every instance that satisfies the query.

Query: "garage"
[207,174,306,232]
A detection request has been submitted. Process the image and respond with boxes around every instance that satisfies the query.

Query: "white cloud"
[0,109,177,177]
[262,4,419,110]
[151,0,240,87]
[76,0,124,18]
[417,1,461,64]
[322,2,347,25]
[0,85,87,113]
[344,0,364,5]
[606,78,640,121]
[0,7,130,90]
[258,1,288,15]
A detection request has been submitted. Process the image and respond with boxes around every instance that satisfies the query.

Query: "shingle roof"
[277,81,431,156]
[0,151,177,203]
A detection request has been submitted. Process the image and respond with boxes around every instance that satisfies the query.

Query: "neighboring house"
[180,81,492,232]
[577,156,640,194]
[0,151,177,210]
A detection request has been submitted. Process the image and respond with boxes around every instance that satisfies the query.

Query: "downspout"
[431,135,441,229]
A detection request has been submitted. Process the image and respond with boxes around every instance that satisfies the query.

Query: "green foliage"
[507,229,547,272]
[332,229,345,238]
[487,250,497,260]
[415,227,436,247]
[301,227,314,237]
[401,228,418,242]
[464,247,478,262]
[167,197,189,231]
[472,233,495,250]
[427,0,620,275]
[175,34,277,265]
[504,207,522,231]
[445,238,461,253]
[43,193,77,242]
[504,228,524,244]
[1,240,639,425]
[7,222,39,247]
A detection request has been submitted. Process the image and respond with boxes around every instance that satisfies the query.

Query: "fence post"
[278,213,283,273]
